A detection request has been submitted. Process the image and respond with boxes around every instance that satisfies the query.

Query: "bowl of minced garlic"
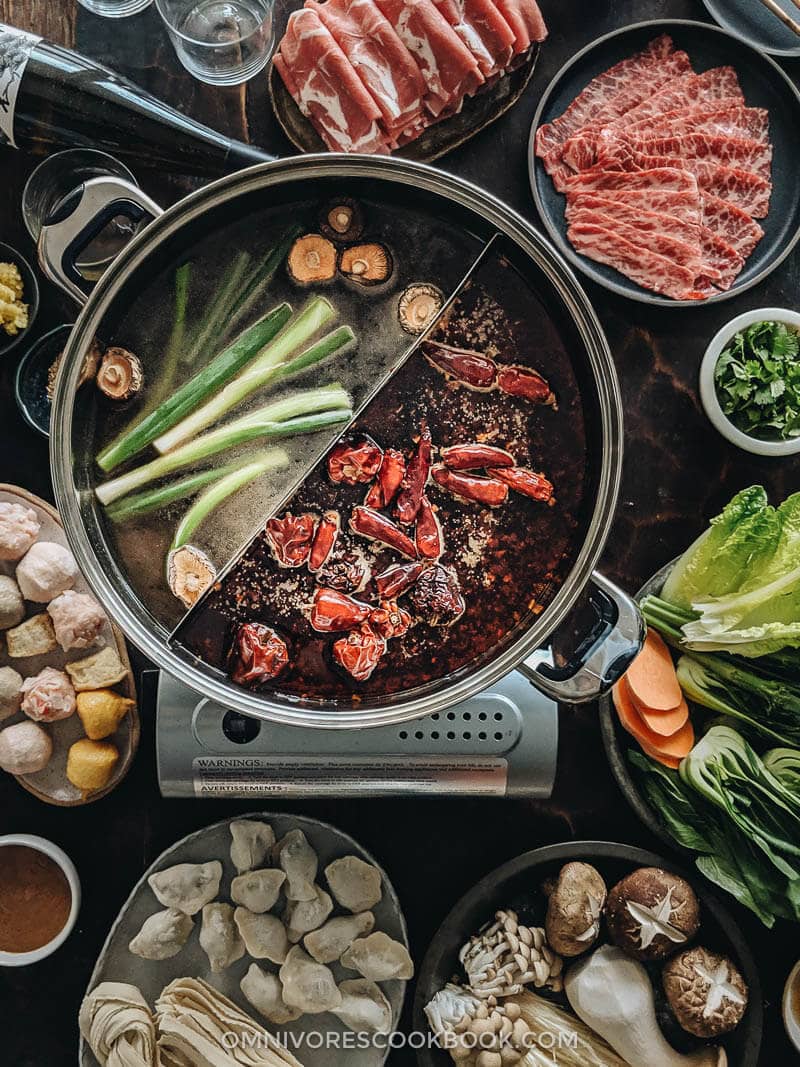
[0,244,39,353]
[0,834,80,965]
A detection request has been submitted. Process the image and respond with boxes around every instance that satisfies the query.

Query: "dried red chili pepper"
[422,340,498,390]
[395,422,432,525]
[316,552,370,594]
[431,465,508,507]
[440,443,515,470]
[310,587,372,632]
[266,512,316,567]
[364,448,406,508]
[488,466,555,503]
[415,495,442,559]
[369,601,412,640]
[332,625,387,681]
[229,623,289,686]
[374,560,427,599]
[350,506,418,559]
[327,436,383,485]
[497,365,555,405]
[408,564,465,627]
[308,510,340,572]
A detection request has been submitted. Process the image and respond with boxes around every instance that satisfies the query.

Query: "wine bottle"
[0,24,274,176]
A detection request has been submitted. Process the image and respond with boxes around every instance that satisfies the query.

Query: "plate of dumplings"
[79,813,413,1067]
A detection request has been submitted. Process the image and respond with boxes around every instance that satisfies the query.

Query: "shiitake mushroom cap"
[318,198,365,243]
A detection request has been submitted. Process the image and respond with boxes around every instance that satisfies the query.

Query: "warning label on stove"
[193,755,508,797]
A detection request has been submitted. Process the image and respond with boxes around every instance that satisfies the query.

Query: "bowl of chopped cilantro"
[700,308,800,456]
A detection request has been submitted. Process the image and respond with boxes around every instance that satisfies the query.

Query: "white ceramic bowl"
[699,307,800,457]
[784,960,800,1055]
[0,834,81,966]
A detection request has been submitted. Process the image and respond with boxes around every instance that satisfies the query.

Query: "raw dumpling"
[274,829,318,902]
[230,820,276,874]
[234,907,290,964]
[325,856,383,912]
[333,979,393,1035]
[0,501,40,561]
[148,861,222,915]
[199,903,245,973]
[16,541,78,601]
[279,945,342,1014]
[305,912,375,965]
[285,886,333,943]
[240,964,302,1026]
[231,869,286,913]
[341,932,414,981]
[129,909,193,960]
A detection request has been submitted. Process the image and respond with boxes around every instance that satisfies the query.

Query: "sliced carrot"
[613,679,694,766]
[624,629,682,711]
[634,695,690,738]
[638,737,682,770]
[648,717,695,760]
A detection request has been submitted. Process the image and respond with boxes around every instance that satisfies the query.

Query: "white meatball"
[0,574,25,629]
[0,502,41,561]
[16,542,78,602]
[0,666,23,721]
[21,667,77,723]
[0,721,53,774]
[47,590,106,651]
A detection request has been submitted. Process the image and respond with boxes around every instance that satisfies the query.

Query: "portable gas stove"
[156,654,558,799]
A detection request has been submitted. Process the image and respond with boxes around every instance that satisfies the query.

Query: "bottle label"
[0,26,41,148]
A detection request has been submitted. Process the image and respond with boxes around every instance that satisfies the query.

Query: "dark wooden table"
[0,0,797,1063]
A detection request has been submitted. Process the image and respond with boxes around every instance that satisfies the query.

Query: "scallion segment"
[95,384,351,506]
[96,303,293,473]
[153,297,339,454]
[171,454,277,551]
[181,251,252,367]
[105,462,242,523]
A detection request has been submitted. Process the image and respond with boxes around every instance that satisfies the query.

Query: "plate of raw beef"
[528,20,800,306]
[269,0,546,161]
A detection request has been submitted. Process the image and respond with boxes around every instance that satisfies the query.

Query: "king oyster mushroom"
[274,829,318,902]
[233,907,290,964]
[231,868,286,913]
[284,885,334,943]
[663,946,748,1038]
[230,819,276,874]
[340,932,414,982]
[96,346,143,400]
[606,867,700,962]
[545,861,607,957]
[333,979,393,1036]
[304,911,375,965]
[325,855,383,912]
[279,945,342,1014]
[147,861,223,916]
[167,545,216,609]
[240,963,302,1026]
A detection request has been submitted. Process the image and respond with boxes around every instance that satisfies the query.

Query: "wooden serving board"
[0,485,139,807]
[269,0,541,162]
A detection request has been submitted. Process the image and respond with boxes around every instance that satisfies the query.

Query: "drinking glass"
[155,0,275,85]
[78,0,154,17]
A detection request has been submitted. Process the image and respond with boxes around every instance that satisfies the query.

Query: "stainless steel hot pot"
[48,155,643,729]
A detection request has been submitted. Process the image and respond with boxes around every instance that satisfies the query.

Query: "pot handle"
[37,176,164,306]
[519,572,644,704]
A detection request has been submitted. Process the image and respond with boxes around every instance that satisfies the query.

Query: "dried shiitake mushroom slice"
[340,244,393,286]
[398,283,444,334]
[96,346,143,401]
[288,235,337,284]
[319,198,364,243]
[167,545,216,608]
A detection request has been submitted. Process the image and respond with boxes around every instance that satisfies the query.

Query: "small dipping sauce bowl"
[784,960,800,1054]
[0,834,81,966]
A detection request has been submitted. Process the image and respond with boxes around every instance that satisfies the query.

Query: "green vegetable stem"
[171,453,278,551]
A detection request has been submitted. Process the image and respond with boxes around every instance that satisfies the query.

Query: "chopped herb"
[714,320,800,441]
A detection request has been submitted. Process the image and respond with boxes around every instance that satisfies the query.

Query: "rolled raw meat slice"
[432,0,517,75]
[274,8,389,154]
[492,0,547,54]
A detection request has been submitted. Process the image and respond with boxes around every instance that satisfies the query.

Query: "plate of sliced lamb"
[269,0,546,160]
[528,20,800,306]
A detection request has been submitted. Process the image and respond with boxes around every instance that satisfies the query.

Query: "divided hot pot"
[46,154,643,729]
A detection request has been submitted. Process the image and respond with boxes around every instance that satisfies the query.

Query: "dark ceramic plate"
[528,20,800,307]
[413,840,762,1067]
[704,0,800,58]
[269,0,540,162]
[15,324,73,438]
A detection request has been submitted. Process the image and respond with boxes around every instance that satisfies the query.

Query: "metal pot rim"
[50,153,623,729]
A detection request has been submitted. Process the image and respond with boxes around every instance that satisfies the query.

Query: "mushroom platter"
[414,842,762,1067]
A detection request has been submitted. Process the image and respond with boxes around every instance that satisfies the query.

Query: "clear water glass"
[155,0,275,86]
[78,0,154,17]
